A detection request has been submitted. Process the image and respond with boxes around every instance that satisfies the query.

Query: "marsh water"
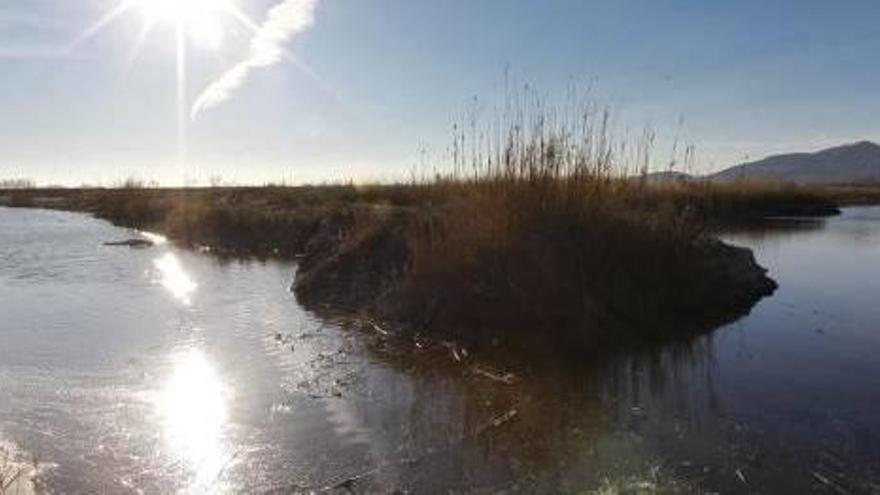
[1,206,880,493]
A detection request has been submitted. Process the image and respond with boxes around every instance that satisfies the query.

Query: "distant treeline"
[0,178,36,189]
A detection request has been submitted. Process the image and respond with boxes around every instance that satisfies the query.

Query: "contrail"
[191,0,319,120]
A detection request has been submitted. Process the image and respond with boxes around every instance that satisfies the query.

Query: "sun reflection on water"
[154,252,197,304]
[158,349,230,493]
[139,230,168,245]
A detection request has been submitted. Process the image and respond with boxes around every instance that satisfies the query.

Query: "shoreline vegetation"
[0,179,854,356]
[1,108,868,359]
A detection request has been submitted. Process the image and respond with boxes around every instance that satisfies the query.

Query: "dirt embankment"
[290,207,777,356]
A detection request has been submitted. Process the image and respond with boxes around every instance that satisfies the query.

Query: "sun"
[133,0,232,24]
[68,0,261,167]
[131,0,234,50]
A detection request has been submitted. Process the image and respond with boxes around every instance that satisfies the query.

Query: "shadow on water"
[307,337,749,492]
[329,330,723,492]
[347,311,879,493]
[717,215,829,240]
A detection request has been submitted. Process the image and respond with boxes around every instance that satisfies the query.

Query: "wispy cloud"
[191,0,320,120]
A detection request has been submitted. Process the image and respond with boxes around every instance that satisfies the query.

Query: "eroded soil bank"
[291,207,779,357]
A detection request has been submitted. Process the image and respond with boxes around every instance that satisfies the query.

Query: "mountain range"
[653,141,880,185]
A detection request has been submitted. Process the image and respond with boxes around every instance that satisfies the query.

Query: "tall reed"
[397,98,755,349]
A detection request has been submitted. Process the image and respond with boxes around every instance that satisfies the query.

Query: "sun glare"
[70,0,279,169]
[134,0,231,24]
[157,348,230,492]
[154,252,198,304]
[132,0,231,50]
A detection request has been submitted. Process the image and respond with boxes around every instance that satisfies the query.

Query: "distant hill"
[644,171,693,183]
[710,141,880,185]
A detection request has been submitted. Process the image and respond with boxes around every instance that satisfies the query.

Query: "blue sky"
[2,0,880,185]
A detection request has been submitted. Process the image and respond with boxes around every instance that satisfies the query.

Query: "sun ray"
[67,1,134,52]
[69,0,334,177]
[117,19,157,83]
[225,6,261,33]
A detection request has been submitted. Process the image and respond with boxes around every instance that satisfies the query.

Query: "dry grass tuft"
[391,107,775,350]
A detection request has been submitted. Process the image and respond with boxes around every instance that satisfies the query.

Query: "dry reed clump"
[81,188,165,228]
[154,192,324,256]
[379,109,775,351]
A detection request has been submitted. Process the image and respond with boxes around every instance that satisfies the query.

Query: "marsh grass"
[393,106,733,348]
[390,97,847,349]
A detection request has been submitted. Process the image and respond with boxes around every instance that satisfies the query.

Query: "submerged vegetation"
[1,104,856,356]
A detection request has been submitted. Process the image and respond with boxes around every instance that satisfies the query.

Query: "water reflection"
[139,231,168,246]
[6,207,880,492]
[154,253,197,304]
[157,349,230,493]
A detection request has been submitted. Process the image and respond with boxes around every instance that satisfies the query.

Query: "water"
[1,206,879,493]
